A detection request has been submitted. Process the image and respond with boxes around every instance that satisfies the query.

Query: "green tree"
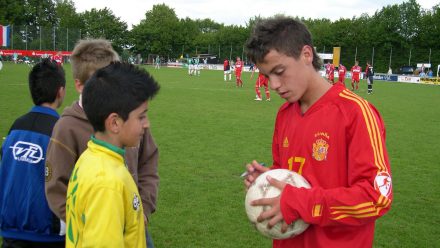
[81,7,128,53]
[0,0,27,25]
[54,0,83,50]
[55,0,83,29]
[24,0,58,27]
[130,4,180,58]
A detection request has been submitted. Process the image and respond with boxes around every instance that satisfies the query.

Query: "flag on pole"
[0,25,11,47]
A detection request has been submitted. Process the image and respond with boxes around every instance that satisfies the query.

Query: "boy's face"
[257,48,312,103]
[119,101,150,147]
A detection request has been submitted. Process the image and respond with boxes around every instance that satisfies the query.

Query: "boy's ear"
[105,113,122,134]
[301,45,314,64]
[56,86,66,106]
[74,79,84,94]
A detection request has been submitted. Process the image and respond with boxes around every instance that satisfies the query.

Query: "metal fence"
[7,25,81,52]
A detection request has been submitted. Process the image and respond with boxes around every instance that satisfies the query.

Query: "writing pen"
[240,163,267,178]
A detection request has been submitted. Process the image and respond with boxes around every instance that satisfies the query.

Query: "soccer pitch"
[0,62,439,247]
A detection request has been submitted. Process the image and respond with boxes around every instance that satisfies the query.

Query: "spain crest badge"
[312,138,329,161]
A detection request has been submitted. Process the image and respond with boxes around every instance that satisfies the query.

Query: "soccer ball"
[245,169,311,239]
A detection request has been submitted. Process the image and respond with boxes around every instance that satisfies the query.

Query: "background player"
[194,56,201,76]
[325,61,335,84]
[350,61,362,90]
[223,58,231,81]
[251,67,270,101]
[366,62,374,94]
[337,63,347,86]
[52,51,63,66]
[235,56,244,87]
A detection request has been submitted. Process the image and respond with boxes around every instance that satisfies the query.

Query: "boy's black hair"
[246,16,322,71]
[28,58,66,105]
[82,62,160,132]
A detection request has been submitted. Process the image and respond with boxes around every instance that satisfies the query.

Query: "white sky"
[73,0,439,29]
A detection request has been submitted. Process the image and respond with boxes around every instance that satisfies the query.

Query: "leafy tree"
[24,0,58,27]
[81,7,128,53]
[399,0,422,43]
[55,0,83,29]
[0,0,27,25]
[131,4,180,58]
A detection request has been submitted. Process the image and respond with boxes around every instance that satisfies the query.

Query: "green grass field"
[0,62,439,247]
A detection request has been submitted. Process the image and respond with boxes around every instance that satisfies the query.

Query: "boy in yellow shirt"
[65,62,160,247]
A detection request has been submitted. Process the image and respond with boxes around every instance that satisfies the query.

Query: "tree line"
[1,0,439,72]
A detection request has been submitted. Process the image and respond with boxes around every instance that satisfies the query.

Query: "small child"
[65,62,160,247]
[0,59,66,247]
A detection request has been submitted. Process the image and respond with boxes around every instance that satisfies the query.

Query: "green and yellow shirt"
[66,136,146,247]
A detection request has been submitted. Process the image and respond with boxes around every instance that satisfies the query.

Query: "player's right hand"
[244,160,270,189]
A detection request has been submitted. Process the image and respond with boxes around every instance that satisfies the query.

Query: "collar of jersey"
[90,135,125,157]
[31,105,60,118]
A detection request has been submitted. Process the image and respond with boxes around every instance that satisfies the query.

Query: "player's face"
[119,101,150,147]
[257,48,312,103]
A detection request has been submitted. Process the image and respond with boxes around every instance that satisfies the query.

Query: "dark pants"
[2,239,64,248]
[146,228,154,248]
[367,77,374,93]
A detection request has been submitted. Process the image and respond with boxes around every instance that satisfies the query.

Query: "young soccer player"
[52,51,63,66]
[155,55,160,69]
[337,63,347,86]
[45,39,159,248]
[0,59,66,247]
[235,56,244,87]
[244,17,392,248]
[223,58,231,81]
[350,61,362,90]
[325,61,335,84]
[195,57,201,76]
[366,62,374,94]
[65,62,160,247]
[251,67,271,101]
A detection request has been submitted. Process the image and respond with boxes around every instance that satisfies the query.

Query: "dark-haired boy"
[45,39,159,247]
[0,59,66,248]
[244,17,392,248]
[66,62,160,247]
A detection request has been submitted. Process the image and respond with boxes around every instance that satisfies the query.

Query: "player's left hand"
[252,175,289,233]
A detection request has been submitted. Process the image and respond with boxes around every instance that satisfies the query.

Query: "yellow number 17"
[288,156,306,175]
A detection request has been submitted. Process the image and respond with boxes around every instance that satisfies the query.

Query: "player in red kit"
[337,63,347,86]
[52,52,63,66]
[325,62,335,84]
[244,17,392,248]
[251,67,270,101]
[350,61,362,90]
[235,57,244,87]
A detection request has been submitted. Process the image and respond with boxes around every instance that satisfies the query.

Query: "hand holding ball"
[245,169,311,239]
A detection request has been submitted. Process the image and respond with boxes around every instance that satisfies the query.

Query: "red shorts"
[352,76,360,83]
[256,76,268,87]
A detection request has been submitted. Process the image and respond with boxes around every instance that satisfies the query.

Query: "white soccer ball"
[245,169,311,240]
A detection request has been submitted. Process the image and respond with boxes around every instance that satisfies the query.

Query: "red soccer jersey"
[52,55,62,65]
[223,60,230,71]
[326,64,335,81]
[338,65,346,78]
[271,84,392,248]
[235,61,243,72]
[256,72,269,87]
[351,65,362,80]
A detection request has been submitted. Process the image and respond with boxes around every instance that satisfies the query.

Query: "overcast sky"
[73,0,438,29]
